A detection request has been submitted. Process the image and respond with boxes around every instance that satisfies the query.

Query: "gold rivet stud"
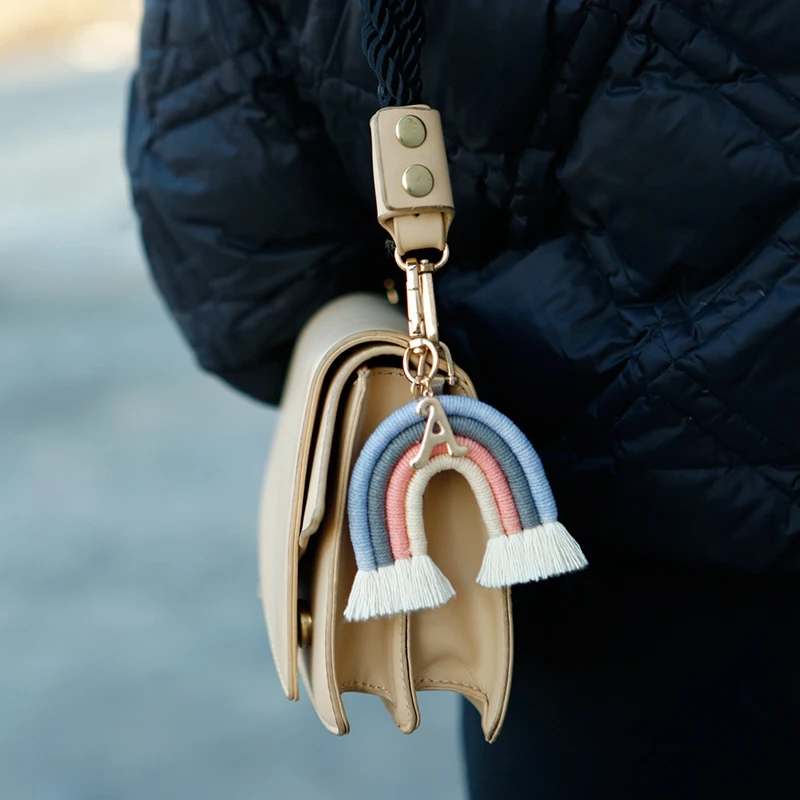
[395,114,427,148]
[402,164,434,197]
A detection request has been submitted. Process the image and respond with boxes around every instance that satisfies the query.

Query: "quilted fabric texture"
[126,0,800,572]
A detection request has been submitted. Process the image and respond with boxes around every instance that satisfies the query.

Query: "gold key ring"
[402,338,440,394]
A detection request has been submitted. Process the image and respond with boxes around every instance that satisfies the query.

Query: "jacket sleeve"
[125,0,381,404]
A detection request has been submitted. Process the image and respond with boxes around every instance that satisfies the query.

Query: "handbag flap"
[299,343,403,547]
[259,293,407,700]
[299,367,420,736]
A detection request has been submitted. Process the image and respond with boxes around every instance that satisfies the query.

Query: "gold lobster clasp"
[396,246,454,397]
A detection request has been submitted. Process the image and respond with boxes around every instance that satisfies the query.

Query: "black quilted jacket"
[126,0,800,573]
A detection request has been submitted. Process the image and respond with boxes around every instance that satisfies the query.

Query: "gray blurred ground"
[0,58,465,799]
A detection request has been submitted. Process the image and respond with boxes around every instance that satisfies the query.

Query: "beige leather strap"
[370,105,454,256]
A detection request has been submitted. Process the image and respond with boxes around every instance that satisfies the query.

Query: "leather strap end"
[370,105,455,256]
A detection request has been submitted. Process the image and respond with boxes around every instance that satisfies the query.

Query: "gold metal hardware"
[402,255,442,344]
[411,396,468,469]
[394,246,455,397]
[405,262,425,339]
[401,164,434,197]
[419,263,439,345]
[298,601,313,648]
[395,244,449,273]
[395,115,427,148]
[437,341,458,386]
[402,337,440,396]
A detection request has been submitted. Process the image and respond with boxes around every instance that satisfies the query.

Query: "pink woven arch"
[385,435,522,560]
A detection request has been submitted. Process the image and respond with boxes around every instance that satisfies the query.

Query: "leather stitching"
[340,680,390,692]
[415,661,484,693]
[415,678,488,702]
[339,682,396,711]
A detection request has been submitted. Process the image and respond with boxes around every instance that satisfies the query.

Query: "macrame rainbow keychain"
[345,0,587,622]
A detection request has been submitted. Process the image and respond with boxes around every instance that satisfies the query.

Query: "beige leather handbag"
[259,288,512,740]
[258,98,587,739]
[259,97,516,741]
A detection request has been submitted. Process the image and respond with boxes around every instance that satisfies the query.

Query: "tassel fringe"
[344,568,386,622]
[347,523,587,620]
[395,555,455,612]
[477,523,588,589]
[524,521,588,580]
[344,556,455,622]
[476,534,529,588]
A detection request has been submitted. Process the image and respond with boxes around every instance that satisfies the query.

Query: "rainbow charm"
[344,395,588,621]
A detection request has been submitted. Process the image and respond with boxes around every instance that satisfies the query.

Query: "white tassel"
[523,521,588,580]
[477,524,588,589]
[393,558,417,609]
[395,555,455,612]
[344,569,385,622]
[377,564,402,615]
[477,534,529,588]
[345,558,456,621]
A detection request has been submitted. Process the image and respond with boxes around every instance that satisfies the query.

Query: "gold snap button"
[395,114,427,148]
[402,164,434,197]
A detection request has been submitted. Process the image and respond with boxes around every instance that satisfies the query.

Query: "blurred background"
[0,2,464,797]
